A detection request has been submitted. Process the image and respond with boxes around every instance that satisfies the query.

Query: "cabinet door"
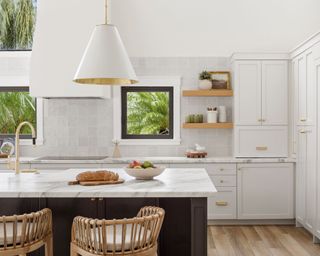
[208,187,236,220]
[295,51,315,126]
[296,127,307,225]
[315,58,320,239]
[237,163,294,219]
[44,198,102,256]
[234,61,262,125]
[304,127,317,233]
[234,126,288,157]
[261,61,288,125]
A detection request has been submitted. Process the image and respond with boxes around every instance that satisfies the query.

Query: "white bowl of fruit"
[125,161,166,180]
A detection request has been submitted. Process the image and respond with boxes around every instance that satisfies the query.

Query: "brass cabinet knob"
[91,198,96,201]
[220,180,224,183]
[219,168,224,171]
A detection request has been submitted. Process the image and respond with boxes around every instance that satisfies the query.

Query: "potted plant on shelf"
[198,71,212,90]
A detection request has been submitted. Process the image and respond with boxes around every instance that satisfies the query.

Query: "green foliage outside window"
[0,0,36,50]
[0,92,36,134]
[127,92,170,135]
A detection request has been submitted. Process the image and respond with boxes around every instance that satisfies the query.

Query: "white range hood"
[30,0,111,98]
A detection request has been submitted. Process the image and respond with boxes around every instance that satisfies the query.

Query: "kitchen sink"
[35,156,108,161]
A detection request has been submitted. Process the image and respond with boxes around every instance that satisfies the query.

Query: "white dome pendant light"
[73,0,138,85]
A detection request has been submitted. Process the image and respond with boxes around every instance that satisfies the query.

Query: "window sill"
[115,139,181,146]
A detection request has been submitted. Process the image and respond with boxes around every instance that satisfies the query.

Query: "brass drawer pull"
[216,201,228,206]
[219,168,224,171]
[300,118,307,122]
[256,146,268,151]
[220,180,224,183]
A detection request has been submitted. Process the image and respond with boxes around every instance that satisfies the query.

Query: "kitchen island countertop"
[0,156,296,164]
[0,168,217,198]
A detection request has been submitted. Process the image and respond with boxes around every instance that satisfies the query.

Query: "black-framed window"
[121,86,174,139]
[0,87,36,140]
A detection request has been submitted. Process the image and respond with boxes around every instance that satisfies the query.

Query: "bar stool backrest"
[72,206,165,255]
[0,208,52,251]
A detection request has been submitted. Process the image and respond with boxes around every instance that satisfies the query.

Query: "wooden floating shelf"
[182,89,233,97]
[182,123,233,129]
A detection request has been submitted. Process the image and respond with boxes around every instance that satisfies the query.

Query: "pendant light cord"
[105,0,108,24]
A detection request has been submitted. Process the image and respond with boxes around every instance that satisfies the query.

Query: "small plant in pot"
[198,71,212,90]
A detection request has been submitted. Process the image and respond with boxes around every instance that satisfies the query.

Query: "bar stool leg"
[45,235,53,256]
[70,243,78,256]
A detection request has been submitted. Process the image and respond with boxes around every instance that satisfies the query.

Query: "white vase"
[198,80,212,90]
[218,106,227,123]
[207,111,218,123]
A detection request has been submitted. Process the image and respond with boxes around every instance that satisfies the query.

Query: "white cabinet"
[170,163,237,220]
[237,163,294,219]
[293,51,316,126]
[234,126,288,157]
[206,164,237,220]
[30,0,111,98]
[208,187,237,220]
[315,57,320,239]
[234,61,262,125]
[296,127,317,233]
[234,60,288,126]
[261,61,288,125]
[232,55,289,158]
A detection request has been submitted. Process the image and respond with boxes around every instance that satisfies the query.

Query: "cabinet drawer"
[208,187,236,219]
[206,164,236,175]
[234,126,288,157]
[210,175,236,187]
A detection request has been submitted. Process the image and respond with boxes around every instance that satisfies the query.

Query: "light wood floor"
[208,225,320,256]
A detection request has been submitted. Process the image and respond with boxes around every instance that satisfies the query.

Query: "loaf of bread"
[76,170,119,182]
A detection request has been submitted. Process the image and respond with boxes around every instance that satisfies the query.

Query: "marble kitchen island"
[0,168,216,256]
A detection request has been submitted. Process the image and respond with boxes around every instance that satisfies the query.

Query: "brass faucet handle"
[7,155,15,170]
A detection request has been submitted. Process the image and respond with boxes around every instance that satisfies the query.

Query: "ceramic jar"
[218,106,227,122]
[198,80,212,90]
[207,110,218,123]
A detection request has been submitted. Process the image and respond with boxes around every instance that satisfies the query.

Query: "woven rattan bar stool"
[71,206,165,256]
[0,208,53,256]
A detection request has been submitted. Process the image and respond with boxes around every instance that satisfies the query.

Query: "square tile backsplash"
[21,57,233,157]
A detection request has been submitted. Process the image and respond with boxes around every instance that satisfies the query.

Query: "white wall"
[109,0,320,57]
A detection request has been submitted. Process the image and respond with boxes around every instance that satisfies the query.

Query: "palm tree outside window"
[121,87,174,139]
[0,0,37,141]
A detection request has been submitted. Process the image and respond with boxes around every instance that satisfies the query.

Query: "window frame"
[0,51,44,146]
[113,76,181,145]
[121,86,174,140]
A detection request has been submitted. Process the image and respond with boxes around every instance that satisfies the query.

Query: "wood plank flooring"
[208,225,320,256]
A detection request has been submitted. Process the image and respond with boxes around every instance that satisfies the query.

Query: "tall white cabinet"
[232,54,289,157]
[291,32,320,242]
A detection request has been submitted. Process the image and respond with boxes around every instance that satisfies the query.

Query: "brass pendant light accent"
[73,0,138,85]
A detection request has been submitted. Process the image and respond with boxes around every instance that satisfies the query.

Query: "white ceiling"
[109,0,320,57]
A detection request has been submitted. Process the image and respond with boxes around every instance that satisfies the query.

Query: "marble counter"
[0,156,296,164]
[0,168,217,198]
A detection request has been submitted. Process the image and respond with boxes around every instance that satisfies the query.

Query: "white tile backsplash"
[21,57,233,157]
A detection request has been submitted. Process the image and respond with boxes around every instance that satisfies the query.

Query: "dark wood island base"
[0,197,207,256]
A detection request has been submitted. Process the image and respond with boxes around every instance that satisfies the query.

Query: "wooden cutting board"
[68,179,125,186]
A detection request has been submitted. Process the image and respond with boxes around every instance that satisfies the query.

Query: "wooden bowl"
[124,166,166,180]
